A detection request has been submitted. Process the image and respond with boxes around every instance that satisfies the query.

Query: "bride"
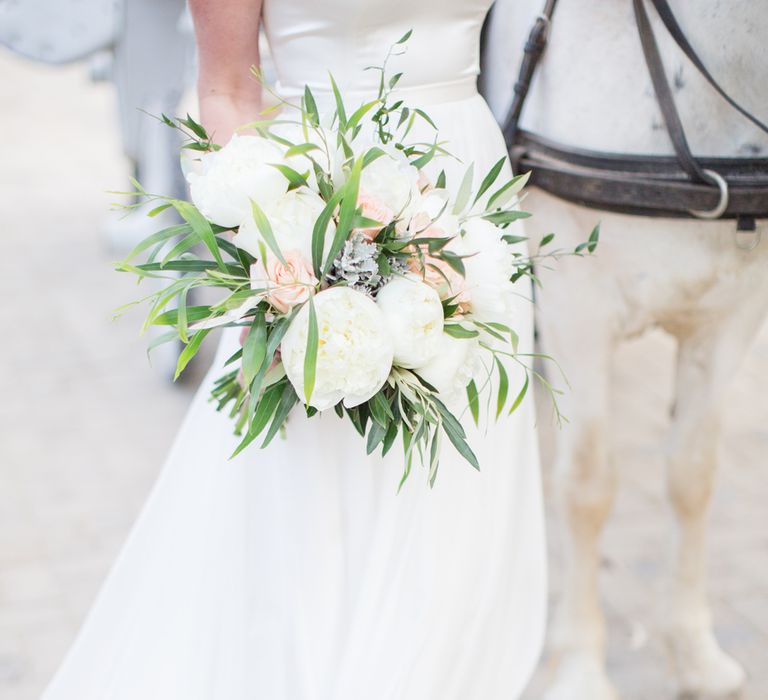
[42,0,546,698]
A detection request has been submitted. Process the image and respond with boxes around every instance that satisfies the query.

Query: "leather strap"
[633,0,711,184]
[649,0,768,136]
[513,131,768,219]
[501,0,558,147]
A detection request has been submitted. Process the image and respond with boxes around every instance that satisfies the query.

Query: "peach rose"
[251,249,318,314]
[408,211,452,239]
[356,191,395,241]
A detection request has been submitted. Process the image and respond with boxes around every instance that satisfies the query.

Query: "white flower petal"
[186,134,289,228]
[376,276,444,368]
[413,332,481,398]
[281,288,394,411]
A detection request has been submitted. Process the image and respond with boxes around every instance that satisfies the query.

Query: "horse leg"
[542,335,619,700]
[663,309,765,698]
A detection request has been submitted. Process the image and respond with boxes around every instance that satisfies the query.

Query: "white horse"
[483,1,768,698]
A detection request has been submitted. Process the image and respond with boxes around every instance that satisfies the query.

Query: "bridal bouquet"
[117,41,597,487]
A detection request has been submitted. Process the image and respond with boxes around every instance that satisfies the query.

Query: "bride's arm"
[188,0,263,144]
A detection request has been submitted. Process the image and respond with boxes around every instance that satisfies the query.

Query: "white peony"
[407,188,459,239]
[234,187,334,262]
[358,145,421,222]
[412,331,482,398]
[376,275,444,368]
[281,287,394,410]
[458,217,518,322]
[186,134,289,228]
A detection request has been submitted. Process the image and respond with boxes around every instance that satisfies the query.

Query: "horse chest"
[612,225,768,333]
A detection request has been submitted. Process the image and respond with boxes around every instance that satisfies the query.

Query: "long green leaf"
[396,29,413,44]
[311,188,343,277]
[329,73,347,128]
[322,157,362,276]
[509,372,529,415]
[487,172,531,210]
[261,386,299,447]
[466,380,480,426]
[369,390,394,427]
[397,430,414,493]
[146,329,178,358]
[266,314,292,358]
[495,357,509,419]
[147,203,172,218]
[215,234,253,267]
[230,382,283,458]
[432,397,467,439]
[284,143,321,158]
[575,223,601,254]
[428,430,441,488]
[123,223,190,262]
[250,199,286,264]
[366,420,388,454]
[246,362,270,421]
[242,312,268,386]
[413,108,436,130]
[177,285,191,343]
[382,420,399,456]
[452,163,474,215]
[411,143,439,170]
[482,210,531,225]
[252,376,285,425]
[160,232,201,266]
[174,329,210,380]
[270,163,308,190]
[172,200,226,270]
[473,157,506,206]
[304,85,320,126]
[303,296,319,404]
[439,412,480,471]
[444,324,479,339]
[346,99,380,132]
[152,306,212,326]
[133,260,232,274]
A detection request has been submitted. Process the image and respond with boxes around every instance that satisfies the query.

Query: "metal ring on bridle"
[689,168,729,219]
[734,226,762,252]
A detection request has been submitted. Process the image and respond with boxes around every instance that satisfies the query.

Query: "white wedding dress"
[43,1,546,698]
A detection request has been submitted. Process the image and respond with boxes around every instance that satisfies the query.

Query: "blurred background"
[1,3,767,700]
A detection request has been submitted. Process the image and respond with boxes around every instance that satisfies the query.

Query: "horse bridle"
[501,0,768,226]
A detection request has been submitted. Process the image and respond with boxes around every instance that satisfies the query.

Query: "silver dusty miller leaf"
[326,232,406,295]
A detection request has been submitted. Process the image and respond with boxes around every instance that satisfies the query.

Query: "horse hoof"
[543,653,620,700]
[668,629,746,698]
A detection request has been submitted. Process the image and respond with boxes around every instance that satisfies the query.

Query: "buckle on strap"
[689,168,729,219]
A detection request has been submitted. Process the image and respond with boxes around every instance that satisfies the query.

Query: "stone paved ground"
[1,53,767,700]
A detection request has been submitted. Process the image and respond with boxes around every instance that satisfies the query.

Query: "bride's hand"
[198,92,262,146]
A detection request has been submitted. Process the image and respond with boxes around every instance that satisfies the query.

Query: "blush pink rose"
[251,250,318,314]
[356,191,395,241]
[408,211,452,239]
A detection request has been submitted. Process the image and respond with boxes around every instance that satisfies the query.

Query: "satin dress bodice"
[263,0,493,99]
